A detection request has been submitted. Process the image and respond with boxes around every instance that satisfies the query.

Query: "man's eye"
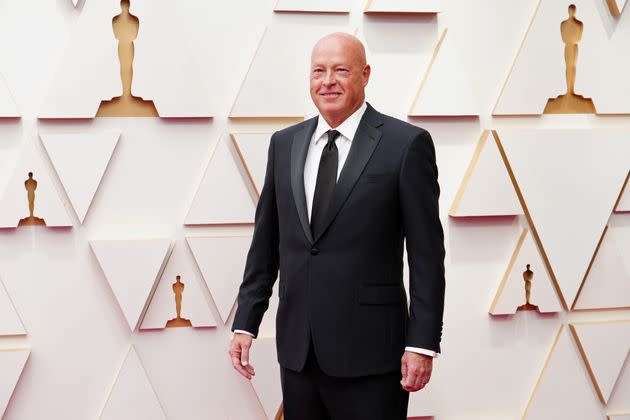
[313,69,324,73]
[337,68,349,73]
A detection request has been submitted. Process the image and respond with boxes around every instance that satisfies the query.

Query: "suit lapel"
[291,117,317,244]
[313,104,384,244]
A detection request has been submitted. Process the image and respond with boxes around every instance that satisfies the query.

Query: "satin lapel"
[313,105,384,244]
[291,117,317,244]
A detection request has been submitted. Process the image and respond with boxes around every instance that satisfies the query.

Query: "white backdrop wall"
[0,0,629,419]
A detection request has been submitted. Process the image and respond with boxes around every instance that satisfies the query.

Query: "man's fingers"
[400,361,432,392]
[400,357,408,381]
[231,353,252,379]
[241,343,250,366]
[402,370,418,388]
[407,369,431,392]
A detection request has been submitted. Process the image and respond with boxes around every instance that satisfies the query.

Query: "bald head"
[311,33,367,67]
[309,33,371,127]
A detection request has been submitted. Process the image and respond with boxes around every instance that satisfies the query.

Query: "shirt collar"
[313,102,367,144]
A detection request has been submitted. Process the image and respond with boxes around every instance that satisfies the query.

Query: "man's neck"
[321,101,365,128]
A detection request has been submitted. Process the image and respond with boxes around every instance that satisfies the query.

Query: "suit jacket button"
[310,248,319,255]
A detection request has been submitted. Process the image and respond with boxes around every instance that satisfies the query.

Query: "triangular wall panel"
[523,326,602,419]
[274,0,350,13]
[364,0,440,13]
[0,141,72,228]
[409,28,479,117]
[230,25,347,118]
[131,1,212,117]
[574,223,630,310]
[570,321,630,404]
[0,349,30,419]
[39,0,120,118]
[140,240,217,330]
[186,235,252,324]
[185,136,256,225]
[99,346,166,420]
[231,133,272,197]
[0,277,26,336]
[40,132,119,224]
[490,228,562,315]
[496,128,630,307]
[450,131,522,217]
[90,239,172,331]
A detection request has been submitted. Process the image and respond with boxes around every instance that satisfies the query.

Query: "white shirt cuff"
[233,329,255,337]
[405,347,439,358]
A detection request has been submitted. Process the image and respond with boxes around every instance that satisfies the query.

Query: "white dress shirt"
[236,102,438,358]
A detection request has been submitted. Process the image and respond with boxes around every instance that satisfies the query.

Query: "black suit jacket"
[232,103,445,378]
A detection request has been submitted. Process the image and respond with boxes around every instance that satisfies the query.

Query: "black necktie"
[311,129,340,239]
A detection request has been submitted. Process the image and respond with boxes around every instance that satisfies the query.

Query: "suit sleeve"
[399,129,446,353]
[231,133,280,337]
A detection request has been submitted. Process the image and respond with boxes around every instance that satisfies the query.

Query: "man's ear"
[363,64,371,87]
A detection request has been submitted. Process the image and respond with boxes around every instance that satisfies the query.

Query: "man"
[229,32,445,419]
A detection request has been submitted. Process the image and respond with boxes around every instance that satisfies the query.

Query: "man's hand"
[229,333,256,380]
[400,351,433,392]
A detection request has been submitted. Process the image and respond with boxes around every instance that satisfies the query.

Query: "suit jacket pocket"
[359,173,395,184]
[358,284,405,305]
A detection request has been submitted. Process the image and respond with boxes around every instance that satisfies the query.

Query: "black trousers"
[280,339,409,420]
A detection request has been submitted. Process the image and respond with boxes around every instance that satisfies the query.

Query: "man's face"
[309,37,370,122]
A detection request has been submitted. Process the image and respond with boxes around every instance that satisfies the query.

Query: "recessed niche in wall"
[140,240,217,330]
[96,0,158,117]
[40,0,211,118]
[543,5,595,114]
[449,131,522,217]
[90,239,173,331]
[0,142,72,228]
[490,228,562,315]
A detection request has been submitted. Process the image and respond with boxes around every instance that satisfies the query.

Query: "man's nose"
[323,70,336,86]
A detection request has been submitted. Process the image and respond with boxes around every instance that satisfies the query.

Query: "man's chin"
[316,103,344,115]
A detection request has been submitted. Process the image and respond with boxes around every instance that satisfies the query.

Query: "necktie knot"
[326,129,340,147]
